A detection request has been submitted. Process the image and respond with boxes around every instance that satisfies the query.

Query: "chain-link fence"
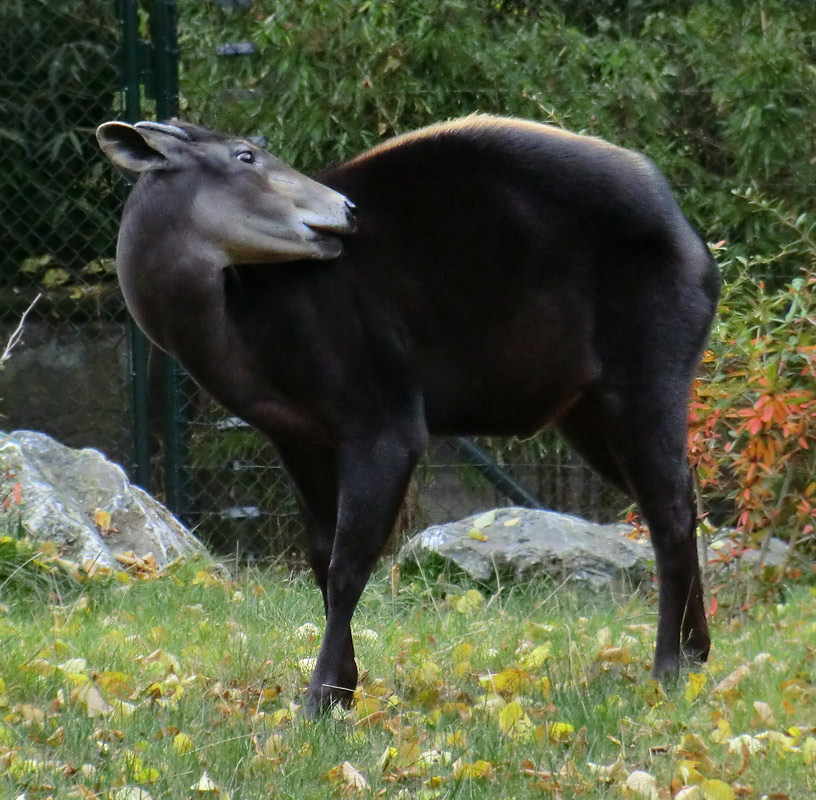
[0,2,133,464]
[181,408,624,561]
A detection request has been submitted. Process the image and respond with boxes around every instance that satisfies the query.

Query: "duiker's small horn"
[134,121,191,141]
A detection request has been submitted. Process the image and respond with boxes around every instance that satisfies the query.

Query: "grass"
[1,542,815,799]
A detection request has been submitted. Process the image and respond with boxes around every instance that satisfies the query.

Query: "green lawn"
[2,549,815,799]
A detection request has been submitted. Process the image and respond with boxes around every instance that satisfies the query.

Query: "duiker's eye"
[236,150,255,164]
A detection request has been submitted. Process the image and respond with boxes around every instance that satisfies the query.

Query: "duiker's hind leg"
[558,398,631,497]
[577,383,710,678]
[577,241,716,678]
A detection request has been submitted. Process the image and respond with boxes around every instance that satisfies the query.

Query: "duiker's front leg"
[306,427,425,714]
[274,441,338,612]
[274,441,359,707]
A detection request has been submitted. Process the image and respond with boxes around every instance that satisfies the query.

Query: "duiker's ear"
[96,121,190,182]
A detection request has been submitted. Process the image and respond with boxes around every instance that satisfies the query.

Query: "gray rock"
[0,430,204,568]
[399,506,793,590]
[399,506,653,588]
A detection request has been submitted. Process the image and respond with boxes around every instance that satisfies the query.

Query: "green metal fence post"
[454,438,544,509]
[151,0,189,521]
[119,0,152,492]
[152,0,179,118]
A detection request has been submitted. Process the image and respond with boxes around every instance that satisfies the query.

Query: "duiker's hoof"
[302,684,356,718]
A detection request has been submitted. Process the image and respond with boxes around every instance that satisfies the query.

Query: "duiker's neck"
[116,174,229,357]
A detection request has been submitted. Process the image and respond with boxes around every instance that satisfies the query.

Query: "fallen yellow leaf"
[711,663,751,698]
[327,761,369,793]
[624,770,658,799]
[586,755,625,781]
[393,740,422,769]
[270,707,293,725]
[701,778,735,800]
[189,771,230,797]
[378,746,397,772]
[262,733,284,759]
[451,589,484,614]
[112,789,154,800]
[472,510,497,528]
[93,508,116,535]
[675,759,704,786]
[726,734,762,755]
[597,646,630,664]
[679,734,714,772]
[498,700,534,737]
[752,700,775,726]
[112,699,136,719]
[452,642,473,662]
[59,657,88,674]
[489,668,531,695]
[685,672,707,702]
[711,717,732,743]
[536,721,574,744]
[756,730,797,752]
[803,736,816,766]
[519,643,552,670]
[353,695,379,721]
[417,749,451,770]
[71,682,113,718]
[191,772,218,791]
[453,759,494,779]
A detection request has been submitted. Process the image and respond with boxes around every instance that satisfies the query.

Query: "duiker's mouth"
[295,228,343,260]
[303,198,357,236]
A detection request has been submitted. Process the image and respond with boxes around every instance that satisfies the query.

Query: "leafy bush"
[690,196,816,553]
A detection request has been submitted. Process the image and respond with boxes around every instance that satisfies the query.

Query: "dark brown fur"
[105,115,720,712]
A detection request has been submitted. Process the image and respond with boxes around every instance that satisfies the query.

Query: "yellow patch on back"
[347,114,621,165]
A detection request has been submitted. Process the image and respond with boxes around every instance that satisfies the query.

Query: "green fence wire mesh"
[0,1,132,464]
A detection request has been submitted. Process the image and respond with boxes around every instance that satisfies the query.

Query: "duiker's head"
[96,120,356,264]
